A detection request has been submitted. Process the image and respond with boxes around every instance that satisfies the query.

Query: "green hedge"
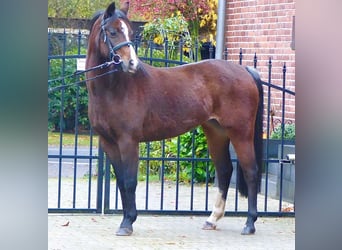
[270,123,295,140]
[48,47,89,132]
[134,127,215,183]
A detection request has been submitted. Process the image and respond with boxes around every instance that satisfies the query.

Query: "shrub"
[48,47,89,131]
[137,45,193,67]
[270,123,295,140]
[141,15,194,60]
[136,128,215,183]
[169,127,215,183]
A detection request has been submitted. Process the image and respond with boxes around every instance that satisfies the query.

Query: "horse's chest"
[89,95,144,136]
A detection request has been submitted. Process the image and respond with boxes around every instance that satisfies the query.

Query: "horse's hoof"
[241,225,255,235]
[116,227,133,236]
[202,221,216,230]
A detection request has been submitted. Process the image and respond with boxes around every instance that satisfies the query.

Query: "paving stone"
[48,214,295,249]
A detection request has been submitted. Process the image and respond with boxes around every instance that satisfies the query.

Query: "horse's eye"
[109,30,117,36]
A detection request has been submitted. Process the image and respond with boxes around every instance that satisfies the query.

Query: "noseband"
[100,15,135,64]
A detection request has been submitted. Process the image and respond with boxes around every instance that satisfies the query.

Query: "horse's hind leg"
[230,136,259,235]
[201,120,233,230]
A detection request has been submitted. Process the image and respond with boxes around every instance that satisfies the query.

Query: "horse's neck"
[88,58,150,93]
[97,69,139,93]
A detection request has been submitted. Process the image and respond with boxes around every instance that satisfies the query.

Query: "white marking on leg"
[120,20,138,70]
[206,190,226,226]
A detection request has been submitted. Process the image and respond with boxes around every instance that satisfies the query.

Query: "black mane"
[88,10,103,32]
[88,9,131,36]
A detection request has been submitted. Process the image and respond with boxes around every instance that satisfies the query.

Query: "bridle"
[100,14,135,64]
[48,14,136,93]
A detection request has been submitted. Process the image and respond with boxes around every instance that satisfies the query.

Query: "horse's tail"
[237,66,264,197]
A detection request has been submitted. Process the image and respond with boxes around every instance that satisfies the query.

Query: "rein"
[48,61,120,93]
[48,55,124,93]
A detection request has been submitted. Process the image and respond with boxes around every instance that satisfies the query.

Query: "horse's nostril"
[129,59,135,66]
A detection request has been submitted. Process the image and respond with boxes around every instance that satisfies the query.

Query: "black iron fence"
[48,29,295,217]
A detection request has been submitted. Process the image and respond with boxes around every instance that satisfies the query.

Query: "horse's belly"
[141,126,196,142]
[141,113,206,142]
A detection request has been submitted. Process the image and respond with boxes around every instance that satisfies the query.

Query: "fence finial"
[239,48,243,65]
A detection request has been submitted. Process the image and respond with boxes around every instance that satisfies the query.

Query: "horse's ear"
[104,2,116,19]
[120,1,130,15]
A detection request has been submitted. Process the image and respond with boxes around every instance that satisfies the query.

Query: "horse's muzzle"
[122,58,139,73]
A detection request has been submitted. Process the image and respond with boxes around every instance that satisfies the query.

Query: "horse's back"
[142,59,255,90]
[175,59,258,103]
[140,58,259,114]
[150,59,247,75]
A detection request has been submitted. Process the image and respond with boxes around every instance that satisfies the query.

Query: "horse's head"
[90,2,139,73]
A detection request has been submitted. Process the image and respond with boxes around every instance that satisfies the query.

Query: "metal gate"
[48,29,295,217]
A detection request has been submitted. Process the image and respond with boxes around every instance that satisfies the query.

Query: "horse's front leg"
[101,136,139,236]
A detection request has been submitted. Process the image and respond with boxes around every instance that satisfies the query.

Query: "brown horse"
[86,2,263,236]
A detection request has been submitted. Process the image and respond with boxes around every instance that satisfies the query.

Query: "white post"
[215,0,227,59]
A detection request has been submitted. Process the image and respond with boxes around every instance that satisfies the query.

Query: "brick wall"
[225,0,295,131]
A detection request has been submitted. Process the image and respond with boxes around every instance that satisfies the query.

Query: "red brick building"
[224,0,295,129]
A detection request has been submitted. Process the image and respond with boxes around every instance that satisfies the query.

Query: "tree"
[48,0,120,18]
[198,0,218,46]
[130,0,217,45]
[130,0,209,21]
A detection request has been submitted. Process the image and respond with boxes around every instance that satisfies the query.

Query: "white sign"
[77,58,86,71]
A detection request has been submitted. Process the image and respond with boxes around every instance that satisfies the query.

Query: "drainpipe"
[215,0,226,59]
